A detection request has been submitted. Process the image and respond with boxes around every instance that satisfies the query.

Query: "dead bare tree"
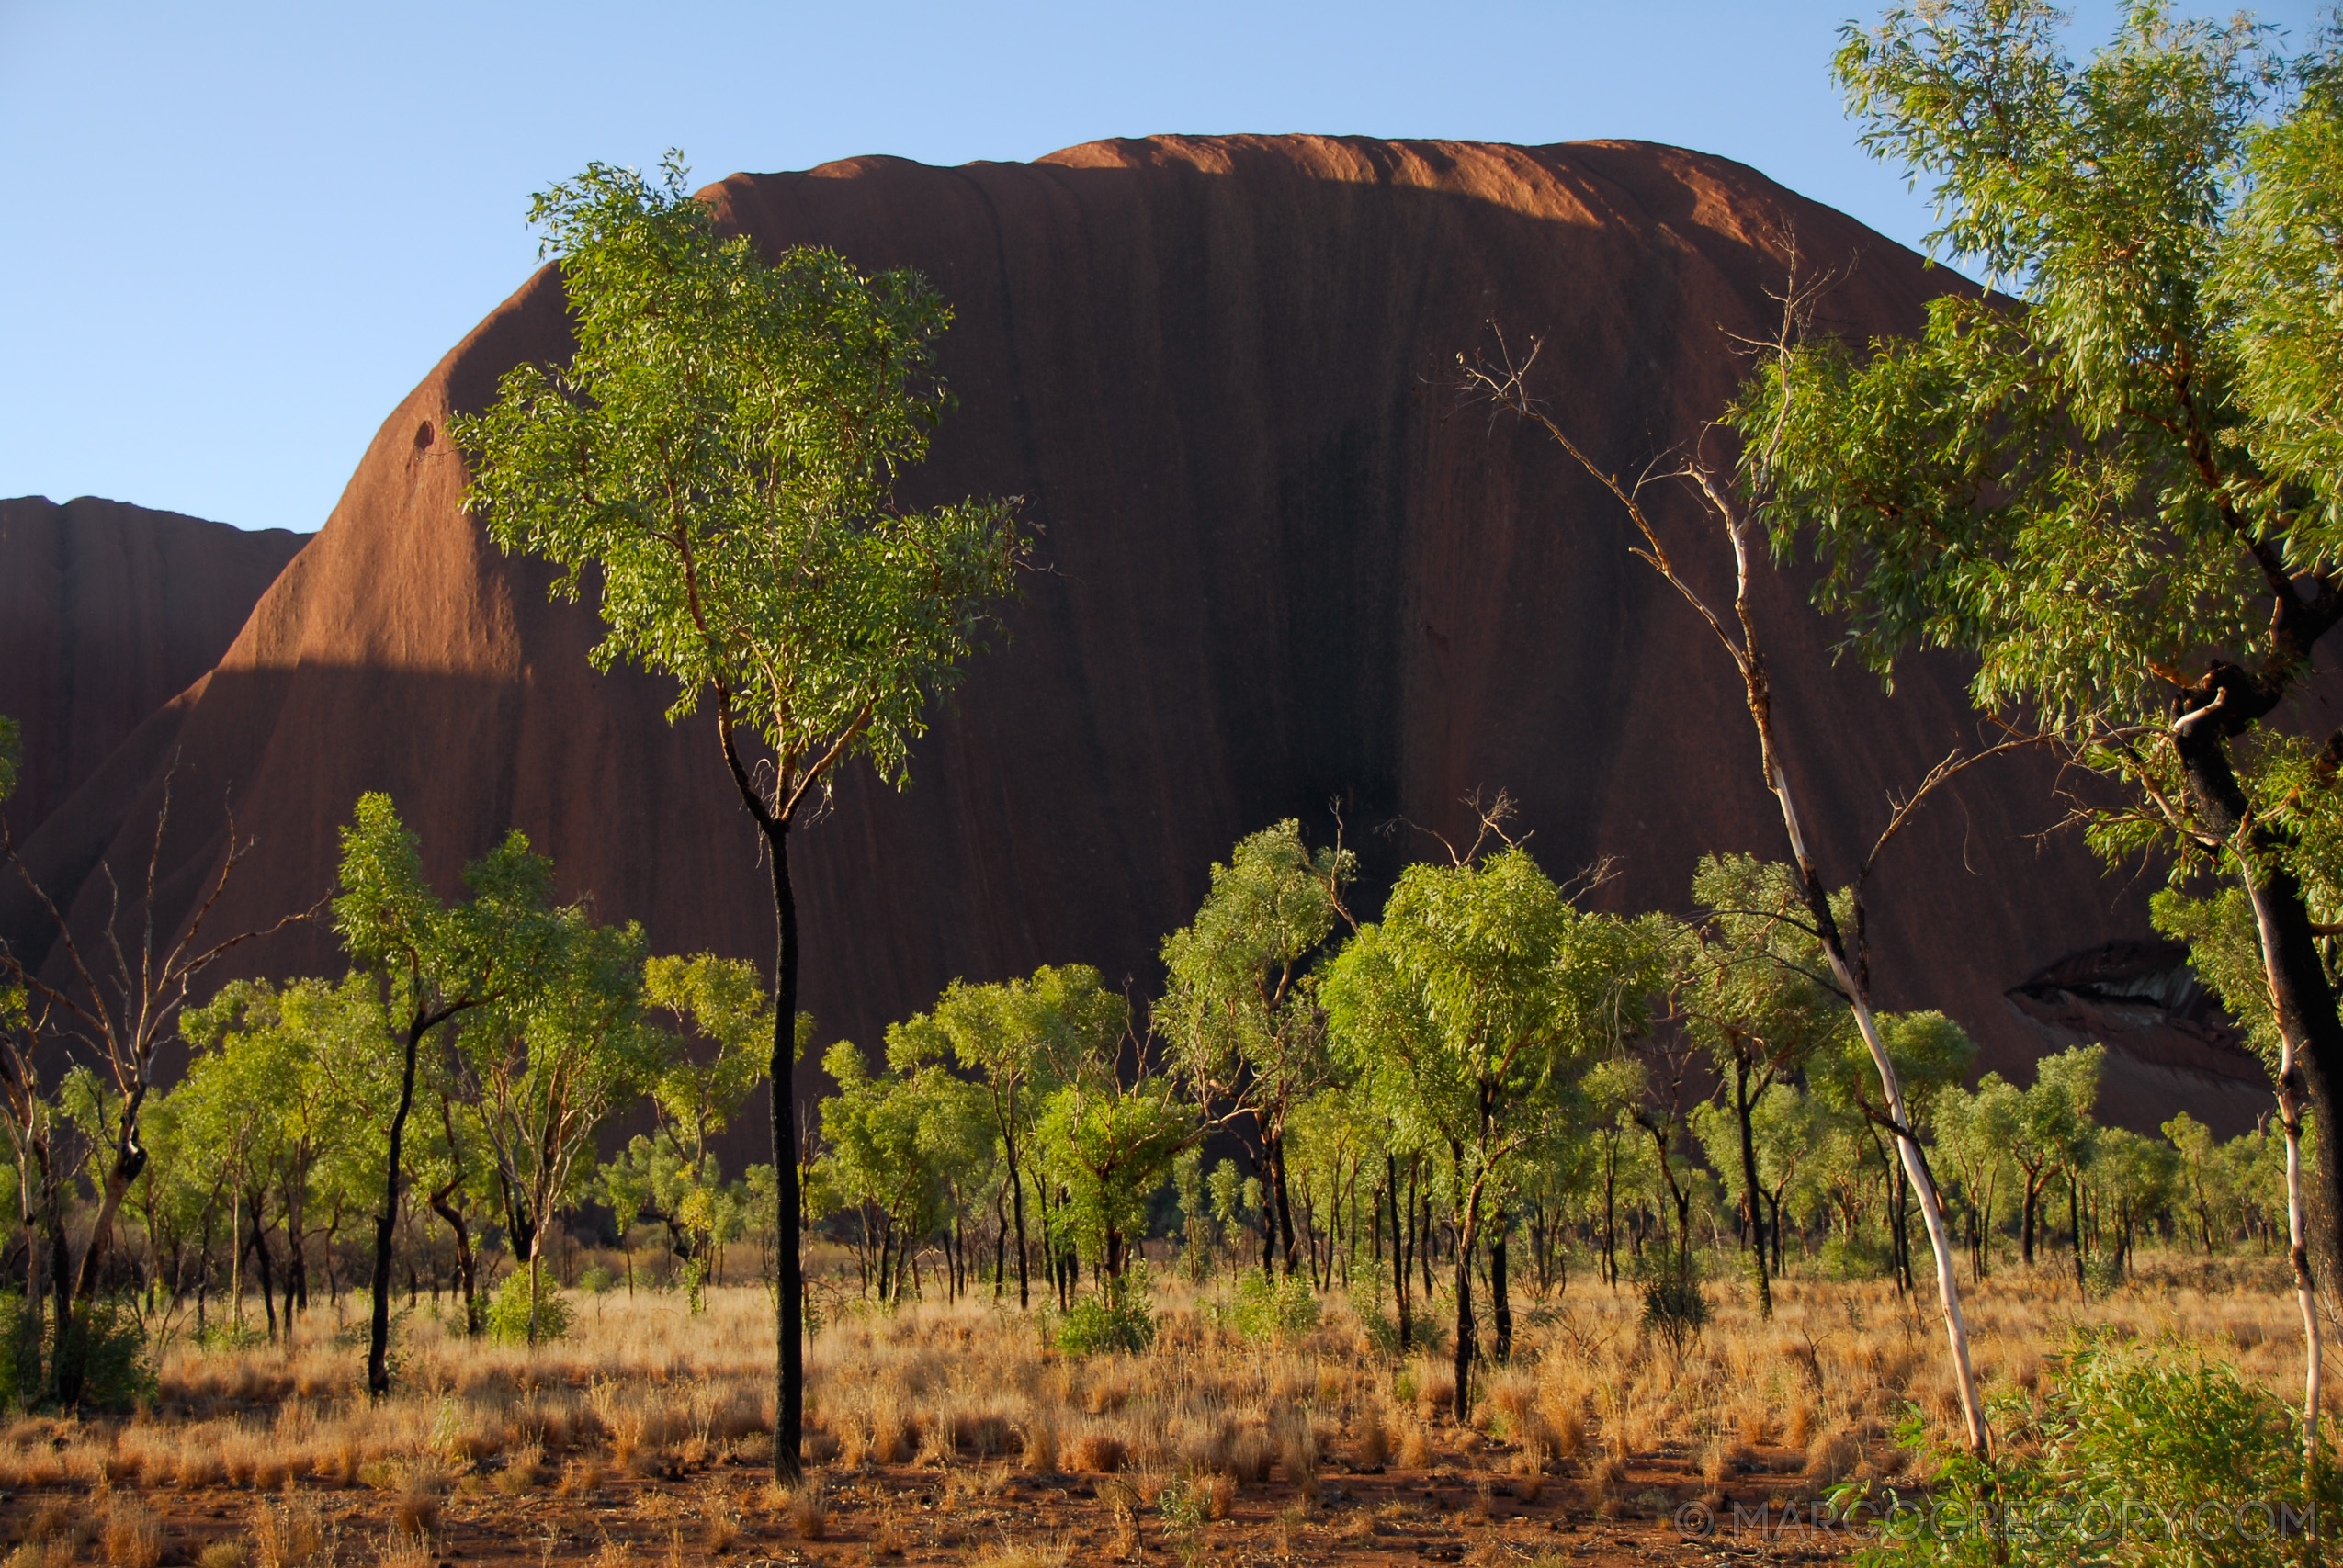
[0,772,309,1404]
[1459,259,2046,1457]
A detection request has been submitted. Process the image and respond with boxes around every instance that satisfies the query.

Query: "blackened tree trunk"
[428,1178,481,1337]
[1257,1145,1277,1275]
[2069,1175,2086,1289]
[247,1200,278,1341]
[1602,1141,1619,1288]
[1421,1187,1437,1300]
[993,1188,1008,1296]
[1270,1135,1299,1278]
[1002,1116,1030,1309]
[2174,681,2343,1285]
[1731,1058,1771,1319]
[1894,1189,1908,1291]
[1451,1228,1476,1421]
[1387,1154,1412,1351]
[765,820,806,1483]
[1490,1208,1512,1363]
[368,1011,432,1398]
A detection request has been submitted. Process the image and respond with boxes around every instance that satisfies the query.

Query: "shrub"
[484,1271,574,1345]
[1637,1275,1708,1357]
[1158,1475,1210,1568]
[1841,1334,2341,1566]
[1057,1266,1157,1356]
[1225,1268,1319,1345]
[1818,1235,1893,1282]
[60,1296,155,1411]
[0,1292,153,1411]
[0,1291,34,1408]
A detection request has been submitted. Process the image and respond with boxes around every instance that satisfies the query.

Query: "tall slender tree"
[456,908,663,1344]
[456,155,1022,1472]
[1159,820,1355,1277]
[334,793,562,1396]
[891,964,1115,1308]
[1675,854,1851,1318]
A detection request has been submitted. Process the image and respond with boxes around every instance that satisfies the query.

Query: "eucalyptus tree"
[1463,242,2009,1460]
[1206,1156,1261,1277]
[1284,1081,1382,1292]
[2163,1111,2232,1254]
[456,909,665,1343]
[455,154,1023,1475]
[334,792,565,1395]
[414,1077,492,1330]
[1322,843,1666,1418]
[602,953,780,1307]
[892,964,1118,1307]
[816,1034,990,1303]
[0,733,45,1395]
[1691,1080,1826,1283]
[117,1081,201,1325]
[1677,853,1852,1316]
[2089,1125,2179,1278]
[1746,2,2343,1455]
[2030,1044,2105,1283]
[1934,1074,2025,1279]
[179,978,387,1336]
[1969,1047,2101,1272]
[0,972,59,1396]
[1159,820,1355,1278]
[1573,1057,1648,1291]
[641,954,777,1172]
[1807,1010,1975,1292]
[922,976,1194,1289]
[1030,1056,1191,1284]
[0,780,305,1404]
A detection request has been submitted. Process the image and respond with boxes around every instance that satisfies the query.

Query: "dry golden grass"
[245,1495,334,1568]
[98,1498,164,1568]
[0,1249,2316,1568]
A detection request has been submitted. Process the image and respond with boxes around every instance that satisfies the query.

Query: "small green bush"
[56,1296,155,1410]
[1818,1235,1894,1281]
[1841,1334,2339,1566]
[1058,1265,1157,1355]
[484,1270,574,1345]
[198,1319,267,1351]
[1158,1473,1210,1568]
[0,1292,33,1408]
[1638,1274,1709,1356]
[578,1264,617,1294]
[0,1293,154,1410]
[1226,1267,1319,1344]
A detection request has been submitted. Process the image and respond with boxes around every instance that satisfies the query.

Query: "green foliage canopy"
[451,153,1024,811]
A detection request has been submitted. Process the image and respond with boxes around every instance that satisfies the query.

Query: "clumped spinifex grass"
[0,1253,2320,1564]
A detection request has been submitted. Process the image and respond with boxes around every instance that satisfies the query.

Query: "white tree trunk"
[2248,880,2325,1475]
[1776,766,1991,1455]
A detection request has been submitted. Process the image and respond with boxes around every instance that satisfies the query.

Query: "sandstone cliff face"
[0,136,2267,1134]
[0,497,307,840]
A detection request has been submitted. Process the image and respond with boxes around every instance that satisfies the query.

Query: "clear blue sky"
[1,1,2326,535]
